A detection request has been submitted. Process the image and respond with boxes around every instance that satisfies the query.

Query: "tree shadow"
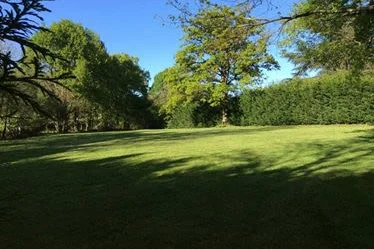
[281,130,373,177]
[0,128,373,249]
[0,126,291,165]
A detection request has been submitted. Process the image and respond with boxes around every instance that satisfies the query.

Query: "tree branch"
[0,0,75,117]
[247,4,374,27]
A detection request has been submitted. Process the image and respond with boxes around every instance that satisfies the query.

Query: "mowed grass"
[0,125,373,249]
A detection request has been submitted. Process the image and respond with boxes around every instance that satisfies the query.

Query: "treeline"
[0,20,162,139]
[151,72,374,128]
[1,0,373,139]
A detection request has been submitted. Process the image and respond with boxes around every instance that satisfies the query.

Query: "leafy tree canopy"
[102,53,150,118]
[32,20,151,128]
[32,19,108,95]
[151,66,191,115]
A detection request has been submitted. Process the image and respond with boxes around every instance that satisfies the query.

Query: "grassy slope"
[0,125,373,249]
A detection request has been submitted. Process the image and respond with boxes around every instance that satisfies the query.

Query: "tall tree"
[32,20,151,131]
[101,53,150,128]
[31,19,109,131]
[174,4,278,124]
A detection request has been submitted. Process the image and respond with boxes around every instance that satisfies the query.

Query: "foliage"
[150,68,187,128]
[29,20,107,132]
[32,20,108,96]
[240,72,374,125]
[152,67,242,128]
[167,102,198,128]
[30,20,152,132]
[167,102,221,128]
[102,54,149,118]
[0,0,73,116]
[150,68,168,97]
[151,66,191,115]
[1,19,157,138]
[281,0,374,75]
[169,0,373,74]
[0,91,45,139]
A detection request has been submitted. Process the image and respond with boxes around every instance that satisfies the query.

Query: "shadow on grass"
[282,130,374,177]
[0,126,292,165]
[0,128,373,249]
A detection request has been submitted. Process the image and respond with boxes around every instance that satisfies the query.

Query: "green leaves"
[31,20,151,130]
[32,20,108,92]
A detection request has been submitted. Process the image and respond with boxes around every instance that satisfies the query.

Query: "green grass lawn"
[0,125,373,249]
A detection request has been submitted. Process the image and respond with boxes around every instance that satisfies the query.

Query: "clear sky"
[42,0,298,86]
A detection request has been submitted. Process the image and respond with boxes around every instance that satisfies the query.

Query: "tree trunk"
[54,122,59,133]
[222,107,228,126]
[73,111,78,132]
[2,103,9,139]
[2,116,8,139]
[221,89,229,126]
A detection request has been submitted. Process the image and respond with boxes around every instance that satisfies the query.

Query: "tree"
[174,4,278,124]
[32,20,152,131]
[100,53,150,129]
[281,0,374,75]
[0,0,72,115]
[31,19,109,132]
[150,66,186,115]
[32,19,108,97]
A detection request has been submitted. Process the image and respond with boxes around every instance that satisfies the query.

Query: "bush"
[240,72,374,125]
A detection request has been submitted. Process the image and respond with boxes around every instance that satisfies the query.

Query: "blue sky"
[42,0,298,85]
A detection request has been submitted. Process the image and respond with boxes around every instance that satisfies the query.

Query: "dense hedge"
[240,72,374,125]
[167,102,221,128]
[167,97,241,128]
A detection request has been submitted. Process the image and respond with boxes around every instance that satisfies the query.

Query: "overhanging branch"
[247,4,374,27]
